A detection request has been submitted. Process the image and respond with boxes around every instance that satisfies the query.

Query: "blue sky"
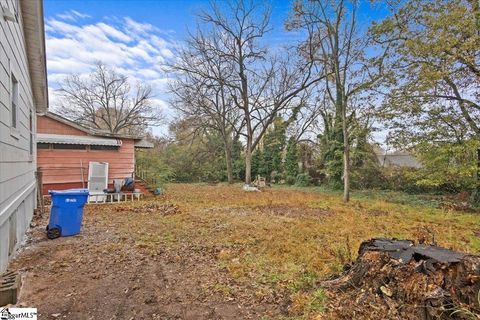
[43,0,306,135]
[44,0,299,42]
[43,0,389,137]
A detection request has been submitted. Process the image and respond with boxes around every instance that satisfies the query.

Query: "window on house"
[29,110,33,155]
[37,143,50,149]
[53,144,86,150]
[11,73,18,128]
[90,145,119,151]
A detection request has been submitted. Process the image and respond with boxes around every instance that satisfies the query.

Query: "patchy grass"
[119,183,479,318]
[289,288,327,318]
[275,184,450,209]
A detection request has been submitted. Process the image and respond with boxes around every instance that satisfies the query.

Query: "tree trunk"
[343,134,350,202]
[472,148,480,204]
[244,104,253,185]
[342,101,350,203]
[245,136,253,185]
[476,148,480,192]
[225,146,234,184]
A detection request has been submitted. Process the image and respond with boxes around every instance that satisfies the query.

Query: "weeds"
[118,183,480,317]
[289,288,327,317]
[447,290,480,319]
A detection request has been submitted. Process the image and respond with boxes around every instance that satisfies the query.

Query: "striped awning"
[37,133,122,146]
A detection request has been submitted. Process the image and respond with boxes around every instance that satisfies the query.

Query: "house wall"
[37,116,136,194]
[376,151,422,168]
[37,116,87,136]
[0,1,37,272]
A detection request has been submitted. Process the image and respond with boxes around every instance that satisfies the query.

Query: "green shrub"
[295,173,312,187]
[285,175,296,185]
[382,167,426,193]
[135,149,174,186]
[413,140,479,193]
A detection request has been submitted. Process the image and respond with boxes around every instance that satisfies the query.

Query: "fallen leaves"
[113,201,181,215]
[7,183,480,319]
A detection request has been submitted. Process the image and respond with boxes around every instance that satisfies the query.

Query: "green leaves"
[373,0,480,146]
[285,137,300,180]
[412,140,480,191]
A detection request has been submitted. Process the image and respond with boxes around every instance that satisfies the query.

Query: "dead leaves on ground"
[112,201,181,215]
[28,183,480,319]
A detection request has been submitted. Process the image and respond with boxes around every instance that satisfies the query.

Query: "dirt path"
[9,203,281,320]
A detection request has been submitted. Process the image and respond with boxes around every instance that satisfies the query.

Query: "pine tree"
[262,117,287,181]
[285,137,299,183]
[252,150,266,178]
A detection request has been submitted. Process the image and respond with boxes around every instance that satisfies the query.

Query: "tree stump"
[321,238,480,319]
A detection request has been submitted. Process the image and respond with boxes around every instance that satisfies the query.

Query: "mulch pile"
[321,238,480,319]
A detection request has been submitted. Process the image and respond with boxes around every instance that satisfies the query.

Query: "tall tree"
[262,117,288,181]
[57,63,162,135]
[285,136,300,179]
[289,0,386,201]
[371,0,480,145]
[372,0,480,200]
[187,0,324,185]
[169,39,243,183]
[163,118,232,182]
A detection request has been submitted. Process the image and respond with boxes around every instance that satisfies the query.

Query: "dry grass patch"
[104,184,479,318]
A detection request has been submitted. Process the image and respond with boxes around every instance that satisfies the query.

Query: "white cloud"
[57,10,91,22]
[151,98,171,112]
[124,17,157,35]
[45,13,178,132]
[96,23,132,43]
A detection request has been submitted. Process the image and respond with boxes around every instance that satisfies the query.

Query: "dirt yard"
[8,184,480,319]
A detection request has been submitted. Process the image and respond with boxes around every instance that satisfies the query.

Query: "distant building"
[374,147,422,168]
[0,0,48,272]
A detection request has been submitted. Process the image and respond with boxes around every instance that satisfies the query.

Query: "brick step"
[135,180,155,195]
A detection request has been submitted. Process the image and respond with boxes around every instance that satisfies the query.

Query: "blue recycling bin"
[47,189,89,239]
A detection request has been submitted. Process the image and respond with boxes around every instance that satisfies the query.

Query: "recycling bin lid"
[49,188,90,196]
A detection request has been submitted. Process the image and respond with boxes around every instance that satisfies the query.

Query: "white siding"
[0,0,37,272]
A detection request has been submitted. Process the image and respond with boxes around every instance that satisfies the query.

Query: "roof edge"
[134,139,154,149]
[21,0,49,112]
[37,133,122,146]
[42,112,92,134]
[40,112,151,140]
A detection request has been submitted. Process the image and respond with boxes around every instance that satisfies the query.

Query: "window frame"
[28,109,34,160]
[89,145,120,151]
[10,69,20,139]
[52,144,88,150]
[37,143,51,150]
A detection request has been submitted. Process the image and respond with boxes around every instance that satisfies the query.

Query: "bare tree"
[169,43,243,183]
[57,62,162,135]
[178,0,325,185]
[289,0,386,202]
[286,88,323,144]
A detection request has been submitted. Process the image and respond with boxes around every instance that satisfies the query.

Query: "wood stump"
[321,238,480,319]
